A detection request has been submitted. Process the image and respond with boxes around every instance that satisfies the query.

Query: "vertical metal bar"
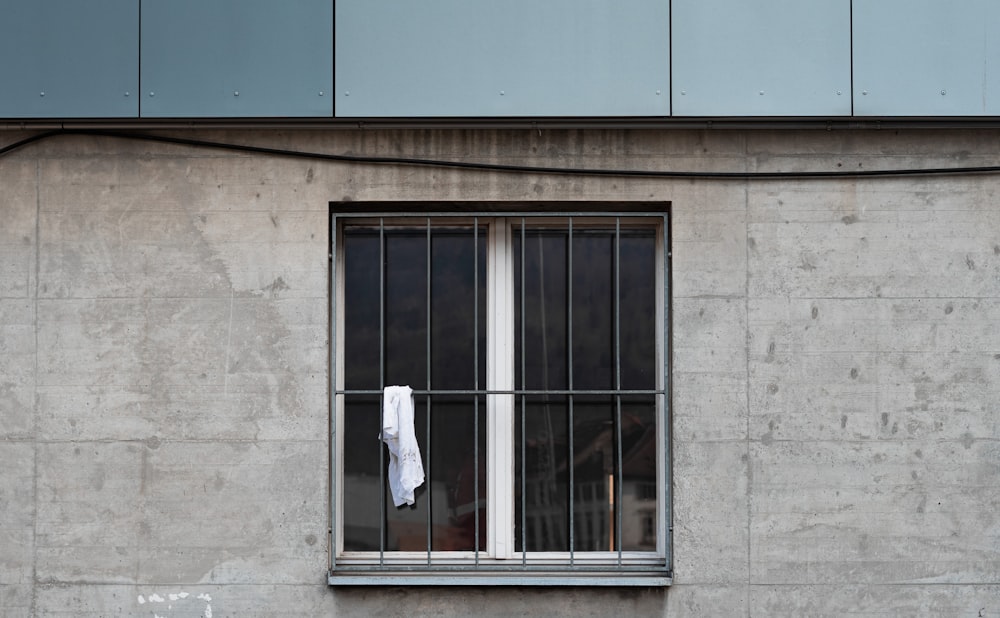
[426,218,432,565]
[519,218,526,566]
[473,217,480,565]
[378,218,386,567]
[329,213,337,571]
[663,214,672,571]
[614,218,623,565]
[567,217,574,564]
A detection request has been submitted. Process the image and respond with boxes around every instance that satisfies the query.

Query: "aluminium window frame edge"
[328,203,673,587]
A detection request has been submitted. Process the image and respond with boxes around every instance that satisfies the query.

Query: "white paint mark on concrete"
[138,589,213,617]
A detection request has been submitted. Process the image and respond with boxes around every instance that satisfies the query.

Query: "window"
[328,204,671,586]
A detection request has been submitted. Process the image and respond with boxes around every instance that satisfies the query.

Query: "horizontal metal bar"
[336,389,663,395]
[329,573,671,587]
[331,563,668,573]
[335,211,669,219]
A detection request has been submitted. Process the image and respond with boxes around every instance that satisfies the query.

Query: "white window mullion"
[656,216,668,559]
[333,219,346,558]
[487,218,515,559]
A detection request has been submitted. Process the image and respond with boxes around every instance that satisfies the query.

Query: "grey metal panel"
[334,0,669,118]
[141,0,332,118]
[854,0,1000,116]
[0,0,139,119]
[671,0,851,117]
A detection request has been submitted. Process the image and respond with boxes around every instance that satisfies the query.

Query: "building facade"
[2,1,999,616]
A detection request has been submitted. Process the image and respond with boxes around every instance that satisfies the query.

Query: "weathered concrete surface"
[0,128,998,616]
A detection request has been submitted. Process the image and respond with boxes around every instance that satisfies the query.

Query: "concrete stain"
[961,432,975,449]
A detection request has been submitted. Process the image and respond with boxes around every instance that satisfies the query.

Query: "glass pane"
[342,394,381,551]
[620,232,657,390]
[342,394,430,552]
[515,396,569,552]
[431,230,487,391]
[385,232,428,388]
[429,395,487,551]
[342,224,487,553]
[572,232,614,390]
[572,395,614,551]
[343,232,380,390]
[514,229,568,391]
[620,396,657,551]
[513,221,659,555]
[385,395,429,551]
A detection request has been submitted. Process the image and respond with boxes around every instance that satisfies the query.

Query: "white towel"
[379,385,425,507]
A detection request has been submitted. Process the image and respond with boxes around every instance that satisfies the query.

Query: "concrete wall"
[1,128,998,616]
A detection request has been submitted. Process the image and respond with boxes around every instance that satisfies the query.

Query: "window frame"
[328,203,673,586]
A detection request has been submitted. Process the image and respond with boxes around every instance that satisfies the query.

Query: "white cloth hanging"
[379,385,425,507]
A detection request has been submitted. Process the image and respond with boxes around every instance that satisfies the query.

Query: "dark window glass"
[514,225,657,552]
[343,219,657,556]
[343,225,487,552]
[620,235,657,390]
[515,396,569,551]
[514,230,568,391]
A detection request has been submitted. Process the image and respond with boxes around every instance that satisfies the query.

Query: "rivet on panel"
[836,91,842,95]
[655,90,661,95]
[39,92,45,97]
[680,91,686,96]
[759,91,764,95]
[940,90,947,95]
[500,91,505,96]
[149,92,155,97]
[344,91,350,96]
[862,90,868,95]
[319,91,324,96]
[125,91,130,97]
[234,91,239,97]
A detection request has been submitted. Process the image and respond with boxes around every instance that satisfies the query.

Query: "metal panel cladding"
[0,0,140,119]
[854,0,1000,116]
[334,0,670,118]
[672,0,852,117]
[140,0,333,118]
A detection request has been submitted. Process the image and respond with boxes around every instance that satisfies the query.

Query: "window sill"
[328,571,671,587]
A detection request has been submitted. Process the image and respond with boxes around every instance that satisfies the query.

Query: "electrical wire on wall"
[3,128,1000,180]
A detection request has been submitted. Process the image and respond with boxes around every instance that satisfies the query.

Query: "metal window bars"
[329,210,671,585]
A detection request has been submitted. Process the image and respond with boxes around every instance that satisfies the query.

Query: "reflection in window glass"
[514,227,657,552]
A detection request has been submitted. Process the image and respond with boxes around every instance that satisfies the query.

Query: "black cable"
[0,130,61,157]
[4,128,1000,180]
